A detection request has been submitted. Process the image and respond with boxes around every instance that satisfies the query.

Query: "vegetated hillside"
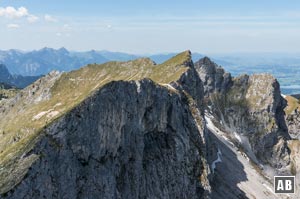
[0,64,40,88]
[0,83,18,101]
[0,51,299,199]
[0,51,212,198]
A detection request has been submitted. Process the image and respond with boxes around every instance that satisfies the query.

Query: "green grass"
[0,50,192,194]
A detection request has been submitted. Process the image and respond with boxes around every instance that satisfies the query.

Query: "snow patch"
[47,111,60,118]
[54,102,62,108]
[234,131,242,143]
[32,109,60,121]
[262,183,274,194]
[135,81,141,93]
[205,114,217,132]
[161,83,177,92]
[281,94,286,98]
[32,111,50,120]
[211,148,222,174]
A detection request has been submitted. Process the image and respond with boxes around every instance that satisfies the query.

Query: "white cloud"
[44,14,57,22]
[7,23,20,29]
[27,15,39,23]
[0,6,39,24]
[63,24,71,31]
[0,6,29,19]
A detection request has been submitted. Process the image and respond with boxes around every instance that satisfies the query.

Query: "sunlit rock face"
[194,57,232,97]
[195,57,291,169]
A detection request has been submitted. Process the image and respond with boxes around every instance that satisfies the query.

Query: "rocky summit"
[0,51,299,199]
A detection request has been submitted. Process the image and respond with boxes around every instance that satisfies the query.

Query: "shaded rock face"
[196,57,290,169]
[2,79,208,199]
[194,57,232,97]
[173,60,205,109]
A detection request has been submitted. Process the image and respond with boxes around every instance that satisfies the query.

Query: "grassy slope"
[285,95,300,115]
[0,50,191,194]
[0,89,18,101]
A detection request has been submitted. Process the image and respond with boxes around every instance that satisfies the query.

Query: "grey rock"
[1,53,298,199]
[196,56,291,169]
[286,108,300,139]
[194,57,232,97]
[1,79,209,199]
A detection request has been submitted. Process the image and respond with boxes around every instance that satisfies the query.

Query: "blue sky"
[1,0,300,54]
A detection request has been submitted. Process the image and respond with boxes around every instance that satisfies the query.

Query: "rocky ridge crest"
[0,51,298,199]
[195,57,291,170]
[0,51,211,198]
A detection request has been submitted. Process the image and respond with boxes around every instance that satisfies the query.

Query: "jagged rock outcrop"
[284,95,300,139]
[194,57,232,97]
[286,112,300,139]
[196,57,291,170]
[0,51,211,199]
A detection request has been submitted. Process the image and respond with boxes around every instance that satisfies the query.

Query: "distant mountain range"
[2,48,300,77]
[1,48,300,94]
[0,64,40,88]
[0,48,109,76]
[0,48,205,76]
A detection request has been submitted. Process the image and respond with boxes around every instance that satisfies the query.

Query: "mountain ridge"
[0,50,213,198]
[0,48,205,76]
[0,64,40,88]
[0,51,299,198]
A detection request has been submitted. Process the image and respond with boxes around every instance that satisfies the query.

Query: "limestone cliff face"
[1,52,297,199]
[0,51,211,199]
[1,79,209,199]
[196,57,291,169]
[194,57,232,98]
